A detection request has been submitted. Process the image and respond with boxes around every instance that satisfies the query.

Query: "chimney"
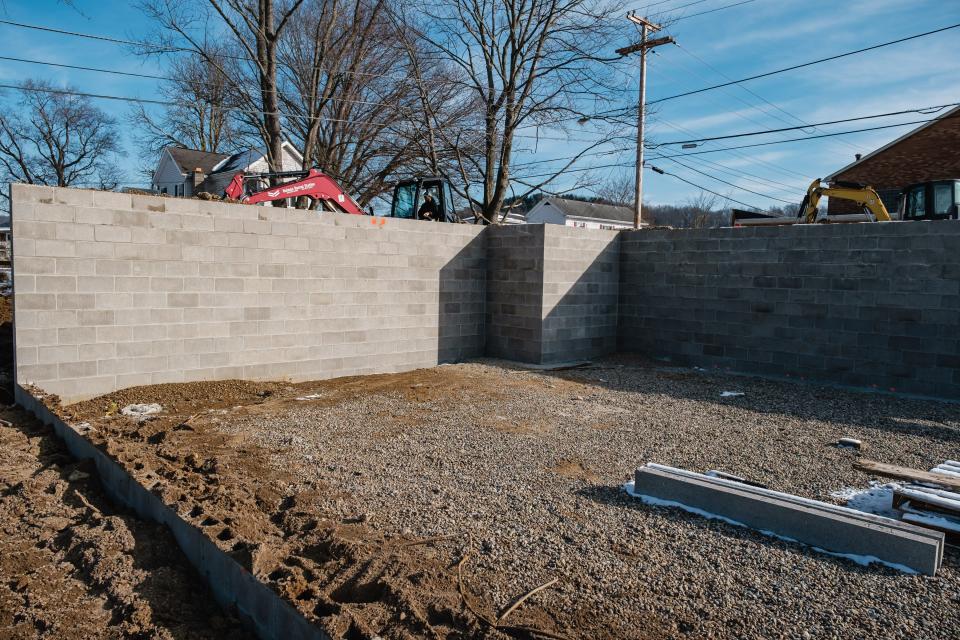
[192,167,205,189]
[855,153,862,161]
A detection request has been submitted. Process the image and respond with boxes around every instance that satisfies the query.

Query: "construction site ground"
[0,296,253,640]
[37,349,960,639]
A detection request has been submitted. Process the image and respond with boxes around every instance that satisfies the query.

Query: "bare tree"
[0,80,121,210]
[141,0,305,176]
[416,0,624,223]
[596,171,634,206]
[129,49,241,170]
[281,0,411,205]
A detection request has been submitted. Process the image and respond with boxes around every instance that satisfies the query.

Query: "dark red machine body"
[224,168,365,214]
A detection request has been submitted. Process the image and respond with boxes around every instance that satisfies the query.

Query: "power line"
[649,22,960,105]
[0,18,176,51]
[649,164,763,210]
[670,0,757,23]
[654,116,809,182]
[0,81,393,126]
[0,18,414,81]
[654,113,960,158]
[662,156,793,203]
[0,54,451,115]
[655,102,960,145]
[671,43,863,155]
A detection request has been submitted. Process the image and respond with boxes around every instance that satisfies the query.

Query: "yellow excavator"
[797,179,891,223]
[731,178,893,226]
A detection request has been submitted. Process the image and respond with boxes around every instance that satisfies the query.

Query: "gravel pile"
[214,359,959,639]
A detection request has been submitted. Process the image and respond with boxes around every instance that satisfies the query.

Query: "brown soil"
[54,367,609,639]
[0,407,254,639]
[0,296,242,639]
[549,460,599,483]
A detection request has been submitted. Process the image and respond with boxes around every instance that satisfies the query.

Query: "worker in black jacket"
[418,193,439,220]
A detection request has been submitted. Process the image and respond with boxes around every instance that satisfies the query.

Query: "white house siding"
[564,217,633,230]
[152,150,187,195]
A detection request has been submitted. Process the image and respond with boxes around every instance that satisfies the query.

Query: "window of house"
[160,187,168,194]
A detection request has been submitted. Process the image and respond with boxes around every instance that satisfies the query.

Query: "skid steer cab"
[388,177,458,222]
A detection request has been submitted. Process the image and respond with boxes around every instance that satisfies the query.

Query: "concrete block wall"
[486,225,621,364]
[541,225,619,363]
[11,184,485,401]
[485,225,544,363]
[619,221,960,398]
[11,184,960,401]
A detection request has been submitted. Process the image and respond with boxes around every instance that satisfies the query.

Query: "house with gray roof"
[525,197,641,229]
[151,142,303,197]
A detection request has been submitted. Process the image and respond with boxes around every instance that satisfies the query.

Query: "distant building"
[151,142,304,197]
[460,210,527,225]
[825,105,960,215]
[0,226,9,263]
[525,197,639,229]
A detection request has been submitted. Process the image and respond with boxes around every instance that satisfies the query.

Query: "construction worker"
[418,192,439,220]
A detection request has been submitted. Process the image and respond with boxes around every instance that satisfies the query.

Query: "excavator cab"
[899,180,960,221]
[389,177,458,222]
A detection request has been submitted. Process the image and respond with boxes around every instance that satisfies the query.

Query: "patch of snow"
[624,480,917,575]
[719,391,744,398]
[295,394,324,400]
[829,482,901,519]
[121,403,162,416]
[902,512,960,534]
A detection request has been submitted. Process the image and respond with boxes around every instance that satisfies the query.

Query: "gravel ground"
[64,358,960,639]
[220,360,960,639]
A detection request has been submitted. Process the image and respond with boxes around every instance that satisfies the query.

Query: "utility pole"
[616,14,674,229]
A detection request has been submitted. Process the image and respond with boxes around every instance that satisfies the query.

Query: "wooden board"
[893,489,960,516]
[854,459,960,492]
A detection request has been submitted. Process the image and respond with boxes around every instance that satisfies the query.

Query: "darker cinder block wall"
[485,225,544,363]
[541,225,619,363]
[619,221,960,398]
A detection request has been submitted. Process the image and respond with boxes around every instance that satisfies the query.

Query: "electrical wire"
[671,42,863,154]
[669,0,757,23]
[654,112,960,158]
[661,156,793,203]
[654,102,960,145]
[648,22,960,105]
[649,164,763,210]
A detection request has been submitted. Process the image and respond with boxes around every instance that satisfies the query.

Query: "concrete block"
[632,464,943,575]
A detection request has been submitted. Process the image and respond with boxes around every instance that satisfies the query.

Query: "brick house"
[825,105,960,215]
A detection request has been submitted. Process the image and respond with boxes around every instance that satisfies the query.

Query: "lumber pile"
[857,460,960,542]
[631,463,945,575]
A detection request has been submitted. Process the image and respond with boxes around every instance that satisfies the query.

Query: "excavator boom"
[224,168,365,215]
[799,178,891,223]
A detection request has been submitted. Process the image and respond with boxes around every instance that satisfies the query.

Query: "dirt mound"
[0,406,254,639]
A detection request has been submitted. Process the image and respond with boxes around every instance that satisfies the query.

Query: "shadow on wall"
[438,230,486,363]
[484,224,620,365]
[540,229,619,364]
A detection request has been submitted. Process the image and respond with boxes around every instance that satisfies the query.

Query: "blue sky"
[1,0,958,209]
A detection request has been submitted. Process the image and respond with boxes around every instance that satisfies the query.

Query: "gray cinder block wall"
[11,184,960,401]
[485,225,544,363]
[485,225,620,364]
[11,184,485,401]
[541,225,619,363]
[619,222,960,398]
